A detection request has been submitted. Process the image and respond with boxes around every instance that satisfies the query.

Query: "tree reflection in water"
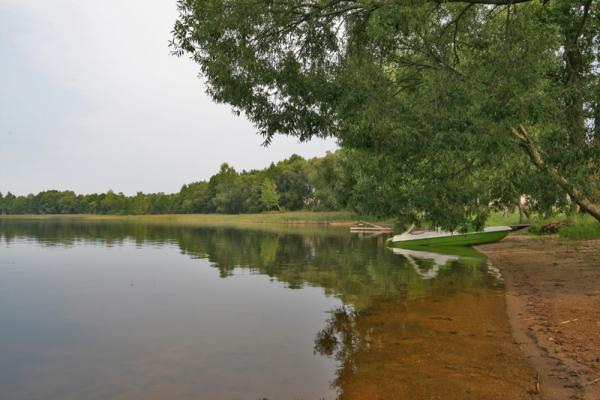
[314,305,366,375]
[1,218,536,399]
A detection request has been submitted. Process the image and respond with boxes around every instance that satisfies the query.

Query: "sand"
[479,236,600,400]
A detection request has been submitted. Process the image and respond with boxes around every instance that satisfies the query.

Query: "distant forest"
[0,150,386,216]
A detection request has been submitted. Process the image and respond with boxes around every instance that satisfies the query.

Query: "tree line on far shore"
[1,149,591,221]
[0,151,394,216]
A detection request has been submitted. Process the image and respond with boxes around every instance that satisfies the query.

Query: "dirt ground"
[478,236,600,400]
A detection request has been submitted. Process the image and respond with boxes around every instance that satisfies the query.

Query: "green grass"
[0,211,389,226]
[485,211,523,227]
[527,215,567,235]
[555,215,600,240]
[485,210,599,240]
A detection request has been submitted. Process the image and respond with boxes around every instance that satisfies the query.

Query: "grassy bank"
[0,211,392,227]
[484,211,523,227]
[486,211,600,240]
[3,211,596,239]
[528,214,600,240]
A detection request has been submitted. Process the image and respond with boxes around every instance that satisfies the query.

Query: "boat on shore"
[388,225,512,248]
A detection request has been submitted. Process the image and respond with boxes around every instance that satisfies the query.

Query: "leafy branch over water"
[172,0,600,227]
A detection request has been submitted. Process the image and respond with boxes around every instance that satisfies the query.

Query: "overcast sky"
[0,0,337,195]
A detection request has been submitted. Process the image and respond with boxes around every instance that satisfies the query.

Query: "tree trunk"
[518,195,530,223]
[511,126,600,222]
[563,43,586,146]
[518,206,525,223]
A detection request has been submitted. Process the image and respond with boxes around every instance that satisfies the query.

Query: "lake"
[0,219,536,400]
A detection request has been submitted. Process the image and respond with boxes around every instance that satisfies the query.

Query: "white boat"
[388,225,512,247]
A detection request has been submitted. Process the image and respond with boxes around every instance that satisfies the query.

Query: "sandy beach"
[479,236,600,400]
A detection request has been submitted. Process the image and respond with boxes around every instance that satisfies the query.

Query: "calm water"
[0,219,536,400]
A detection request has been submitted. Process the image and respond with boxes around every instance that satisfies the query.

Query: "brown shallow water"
[0,219,537,399]
[333,293,536,399]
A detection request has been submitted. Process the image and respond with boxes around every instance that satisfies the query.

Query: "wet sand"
[479,236,600,400]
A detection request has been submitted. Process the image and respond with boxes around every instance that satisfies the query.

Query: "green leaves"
[260,178,280,211]
[173,0,600,226]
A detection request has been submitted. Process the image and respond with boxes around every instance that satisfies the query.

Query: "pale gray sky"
[0,0,337,195]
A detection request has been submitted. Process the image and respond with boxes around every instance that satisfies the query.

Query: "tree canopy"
[171,0,599,227]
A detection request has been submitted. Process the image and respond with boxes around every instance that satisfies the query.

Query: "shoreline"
[0,212,391,228]
[0,213,396,237]
[478,236,600,400]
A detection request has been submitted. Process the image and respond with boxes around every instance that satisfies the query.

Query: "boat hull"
[389,230,510,248]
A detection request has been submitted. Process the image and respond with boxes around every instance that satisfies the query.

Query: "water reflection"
[0,219,536,399]
[0,220,495,307]
[389,246,488,280]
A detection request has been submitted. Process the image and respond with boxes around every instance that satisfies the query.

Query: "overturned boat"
[388,225,512,248]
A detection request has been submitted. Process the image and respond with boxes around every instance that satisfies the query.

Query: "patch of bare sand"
[478,236,600,400]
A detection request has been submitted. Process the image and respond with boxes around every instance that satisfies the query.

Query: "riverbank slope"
[478,236,600,400]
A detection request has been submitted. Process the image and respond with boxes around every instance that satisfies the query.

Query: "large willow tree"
[172,0,599,227]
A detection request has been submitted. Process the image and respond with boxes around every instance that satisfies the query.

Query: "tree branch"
[511,126,600,221]
[575,0,593,40]
[447,3,475,62]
